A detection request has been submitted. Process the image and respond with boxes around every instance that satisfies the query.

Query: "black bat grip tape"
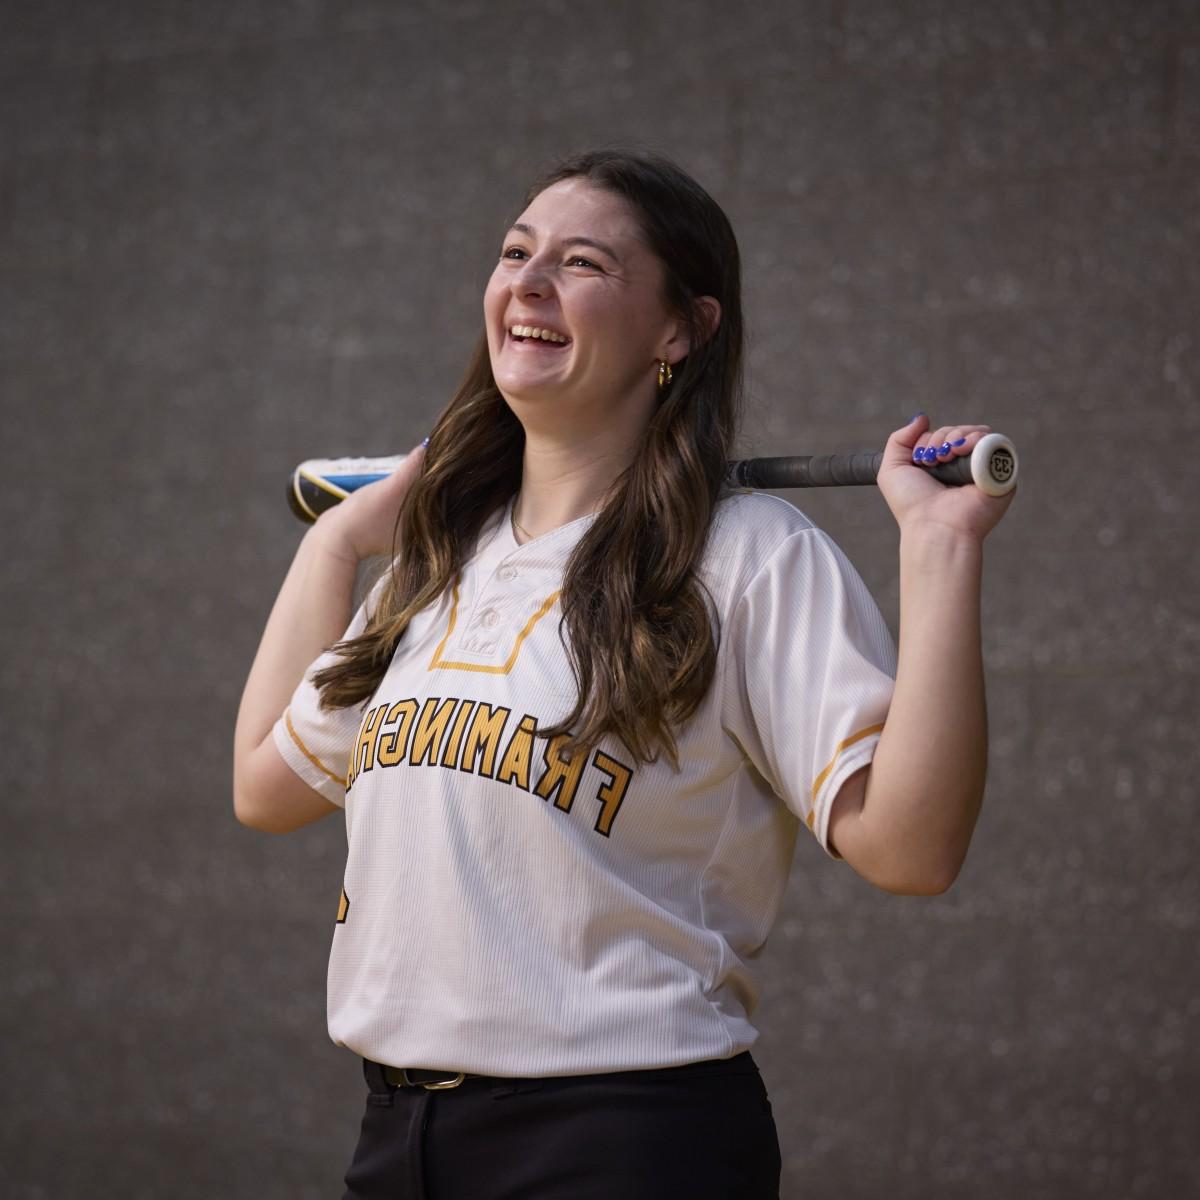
[728,452,883,489]
[726,439,1012,493]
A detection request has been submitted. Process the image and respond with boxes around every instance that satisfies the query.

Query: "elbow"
[878,853,966,897]
[232,761,254,828]
[837,771,982,898]
[874,796,980,896]
[233,793,289,835]
[232,772,276,834]
[232,758,337,835]
[233,785,265,831]
[886,870,958,897]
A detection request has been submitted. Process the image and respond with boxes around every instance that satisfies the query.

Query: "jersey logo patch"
[336,886,350,924]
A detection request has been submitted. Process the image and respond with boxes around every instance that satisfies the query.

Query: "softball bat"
[286,434,1018,523]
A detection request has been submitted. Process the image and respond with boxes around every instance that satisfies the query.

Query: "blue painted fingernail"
[912,448,924,462]
[938,441,952,456]
[922,447,938,463]
[911,411,926,422]
[952,437,966,447]
[421,436,430,447]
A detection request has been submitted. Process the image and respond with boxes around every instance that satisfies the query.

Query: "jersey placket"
[442,540,565,672]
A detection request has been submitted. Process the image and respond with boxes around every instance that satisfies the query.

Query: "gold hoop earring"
[657,360,673,391]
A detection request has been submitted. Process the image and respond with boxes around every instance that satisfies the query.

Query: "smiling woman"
[313,152,741,771]
[232,147,1013,1200]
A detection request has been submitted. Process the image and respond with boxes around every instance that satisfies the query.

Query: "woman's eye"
[499,247,600,269]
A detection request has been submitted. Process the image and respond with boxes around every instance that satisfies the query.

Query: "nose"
[511,254,552,299]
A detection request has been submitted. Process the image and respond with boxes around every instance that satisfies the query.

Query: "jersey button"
[498,565,517,582]
[480,608,500,629]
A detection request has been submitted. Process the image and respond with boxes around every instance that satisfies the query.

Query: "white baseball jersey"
[273,490,897,1077]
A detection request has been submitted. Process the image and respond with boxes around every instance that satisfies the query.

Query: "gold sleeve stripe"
[806,723,886,830]
[429,584,561,675]
[284,708,344,785]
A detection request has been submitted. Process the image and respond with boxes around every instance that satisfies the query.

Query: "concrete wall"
[3,1,1197,1196]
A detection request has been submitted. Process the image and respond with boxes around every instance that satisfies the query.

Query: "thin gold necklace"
[511,498,533,542]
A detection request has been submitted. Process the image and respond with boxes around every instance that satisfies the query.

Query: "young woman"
[233,148,1015,1199]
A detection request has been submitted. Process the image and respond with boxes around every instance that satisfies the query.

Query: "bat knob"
[970,433,1018,497]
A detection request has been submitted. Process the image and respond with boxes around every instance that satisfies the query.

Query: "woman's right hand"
[314,442,427,563]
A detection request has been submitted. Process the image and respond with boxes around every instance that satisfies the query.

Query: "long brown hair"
[313,148,745,767]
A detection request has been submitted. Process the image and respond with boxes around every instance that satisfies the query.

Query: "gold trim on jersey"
[807,723,885,830]
[285,708,344,785]
[428,584,561,675]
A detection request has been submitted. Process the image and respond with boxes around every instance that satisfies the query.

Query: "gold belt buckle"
[402,1069,466,1090]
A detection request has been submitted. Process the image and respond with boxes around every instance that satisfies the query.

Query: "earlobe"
[659,321,690,367]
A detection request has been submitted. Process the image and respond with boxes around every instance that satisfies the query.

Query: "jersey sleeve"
[718,526,898,857]
[270,584,380,810]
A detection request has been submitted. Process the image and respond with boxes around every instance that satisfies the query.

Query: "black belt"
[363,1050,757,1094]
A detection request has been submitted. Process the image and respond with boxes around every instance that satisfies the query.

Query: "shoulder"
[709,489,817,545]
[701,490,819,601]
[700,492,873,614]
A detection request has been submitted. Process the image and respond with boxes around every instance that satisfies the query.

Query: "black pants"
[341,1051,782,1199]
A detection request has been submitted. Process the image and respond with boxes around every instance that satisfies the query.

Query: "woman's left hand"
[876,414,1017,542]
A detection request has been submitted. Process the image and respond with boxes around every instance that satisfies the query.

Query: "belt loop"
[362,1058,396,1104]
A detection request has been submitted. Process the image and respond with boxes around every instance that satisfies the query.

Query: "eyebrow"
[507,222,622,265]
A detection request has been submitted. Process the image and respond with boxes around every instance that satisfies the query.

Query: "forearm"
[859,525,988,890]
[233,520,360,762]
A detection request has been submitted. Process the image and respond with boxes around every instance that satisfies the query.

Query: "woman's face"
[484,178,687,432]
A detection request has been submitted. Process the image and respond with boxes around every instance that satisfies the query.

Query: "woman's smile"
[483,177,687,426]
[505,326,573,351]
[507,323,571,344]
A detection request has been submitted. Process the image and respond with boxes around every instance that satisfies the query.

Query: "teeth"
[511,324,568,344]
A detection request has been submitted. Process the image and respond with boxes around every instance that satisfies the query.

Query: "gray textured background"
[3,1,1198,1197]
